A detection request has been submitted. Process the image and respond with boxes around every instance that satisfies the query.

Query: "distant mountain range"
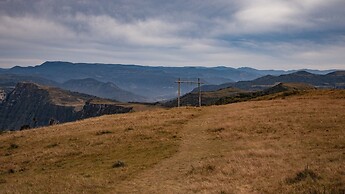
[0,61,339,101]
[199,70,345,92]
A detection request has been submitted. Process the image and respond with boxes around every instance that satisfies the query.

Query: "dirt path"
[115,108,219,193]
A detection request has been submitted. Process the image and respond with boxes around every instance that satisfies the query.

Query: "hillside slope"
[165,82,315,107]
[0,90,344,193]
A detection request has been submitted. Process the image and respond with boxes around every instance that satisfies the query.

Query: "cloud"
[0,0,344,69]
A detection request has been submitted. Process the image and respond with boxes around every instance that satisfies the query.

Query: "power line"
[175,78,203,107]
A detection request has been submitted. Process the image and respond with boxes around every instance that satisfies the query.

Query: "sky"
[0,0,345,70]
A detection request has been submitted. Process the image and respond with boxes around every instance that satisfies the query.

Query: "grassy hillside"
[164,82,315,107]
[0,90,344,193]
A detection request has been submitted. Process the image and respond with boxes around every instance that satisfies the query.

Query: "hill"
[200,70,345,92]
[165,82,315,107]
[0,82,135,130]
[61,78,147,102]
[0,89,344,193]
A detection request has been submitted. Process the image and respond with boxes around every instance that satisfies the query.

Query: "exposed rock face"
[0,90,5,102]
[0,83,133,131]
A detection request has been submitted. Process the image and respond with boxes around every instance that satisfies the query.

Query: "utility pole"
[177,78,181,107]
[175,78,203,107]
[198,78,201,107]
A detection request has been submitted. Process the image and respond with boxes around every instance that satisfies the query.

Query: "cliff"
[0,83,133,131]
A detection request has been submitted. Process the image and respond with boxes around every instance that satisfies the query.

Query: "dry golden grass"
[0,89,344,193]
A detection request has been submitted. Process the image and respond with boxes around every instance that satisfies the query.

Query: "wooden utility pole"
[175,78,203,107]
[177,78,181,107]
[198,78,201,107]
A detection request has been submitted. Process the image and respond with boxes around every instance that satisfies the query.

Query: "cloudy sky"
[0,0,345,70]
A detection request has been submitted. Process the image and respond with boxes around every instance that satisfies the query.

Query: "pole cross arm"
[175,81,204,84]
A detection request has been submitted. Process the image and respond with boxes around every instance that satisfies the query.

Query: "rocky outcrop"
[0,90,5,102]
[78,100,132,119]
[0,83,133,131]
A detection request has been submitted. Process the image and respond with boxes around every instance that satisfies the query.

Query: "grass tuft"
[208,127,225,133]
[112,161,126,168]
[125,127,135,131]
[45,143,59,148]
[8,143,18,150]
[7,169,15,174]
[95,130,112,135]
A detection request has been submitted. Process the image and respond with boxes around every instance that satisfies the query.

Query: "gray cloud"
[0,0,344,69]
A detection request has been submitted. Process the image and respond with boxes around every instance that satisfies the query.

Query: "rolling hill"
[165,82,316,107]
[0,89,344,193]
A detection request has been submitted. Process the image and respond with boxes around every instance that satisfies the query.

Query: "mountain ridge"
[2,61,341,101]
[199,70,345,92]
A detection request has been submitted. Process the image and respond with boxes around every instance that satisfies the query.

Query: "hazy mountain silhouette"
[0,61,341,101]
[62,78,147,102]
[199,71,345,92]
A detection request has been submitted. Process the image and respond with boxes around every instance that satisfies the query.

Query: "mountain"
[237,67,336,76]
[1,61,341,101]
[0,82,134,131]
[61,78,147,102]
[2,62,236,101]
[200,70,345,92]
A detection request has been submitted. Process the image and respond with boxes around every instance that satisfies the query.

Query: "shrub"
[286,168,320,184]
[20,125,30,130]
[8,169,15,174]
